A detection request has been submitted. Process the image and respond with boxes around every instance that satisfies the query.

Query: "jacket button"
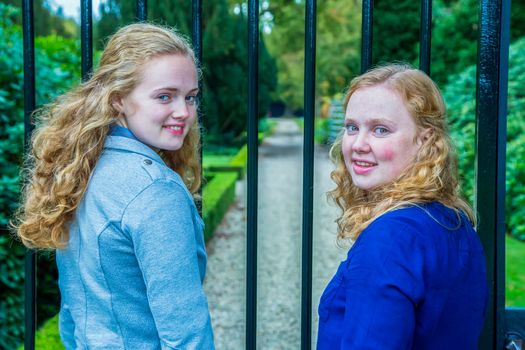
[143,159,152,165]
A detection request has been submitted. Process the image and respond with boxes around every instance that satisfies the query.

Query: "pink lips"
[352,159,376,175]
[163,124,184,136]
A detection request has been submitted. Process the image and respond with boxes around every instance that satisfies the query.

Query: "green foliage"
[506,235,525,306]
[17,314,64,350]
[505,236,525,307]
[1,0,77,38]
[264,0,361,109]
[430,0,525,86]
[228,144,248,177]
[373,0,420,65]
[314,117,330,145]
[0,6,29,349]
[444,37,525,241]
[431,0,479,86]
[0,4,80,348]
[203,172,239,241]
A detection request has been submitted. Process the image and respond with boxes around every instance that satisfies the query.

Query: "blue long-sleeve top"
[56,127,215,349]
[317,202,488,350]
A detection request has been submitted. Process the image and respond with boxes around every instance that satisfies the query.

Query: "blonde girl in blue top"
[317,64,487,349]
[16,23,214,349]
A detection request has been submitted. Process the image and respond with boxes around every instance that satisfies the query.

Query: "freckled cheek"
[341,136,353,163]
[379,147,395,161]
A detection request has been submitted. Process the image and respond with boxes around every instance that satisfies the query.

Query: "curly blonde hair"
[15,23,202,249]
[329,64,475,243]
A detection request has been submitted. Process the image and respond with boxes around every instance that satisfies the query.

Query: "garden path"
[203,118,347,350]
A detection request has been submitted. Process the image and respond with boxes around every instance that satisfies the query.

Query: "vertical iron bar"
[301,1,316,349]
[246,0,259,349]
[419,0,432,75]
[192,0,202,66]
[361,0,373,73]
[22,0,36,349]
[475,0,510,349]
[136,0,147,21]
[192,0,203,214]
[81,0,93,80]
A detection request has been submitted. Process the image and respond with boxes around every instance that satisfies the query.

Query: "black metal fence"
[20,0,523,349]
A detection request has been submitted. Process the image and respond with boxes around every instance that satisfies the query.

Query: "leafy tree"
[430,0,525,86]
[373,0,420,65]
[431,0,479,85]
[96,0,278,145]
[264,0,361,109]
[0,0,77,38]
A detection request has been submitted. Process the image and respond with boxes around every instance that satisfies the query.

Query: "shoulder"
[86,137,193,214]
[352,202,472,259]
[366,202,465,239]
[350,204,443,259]
[95,136,187,190]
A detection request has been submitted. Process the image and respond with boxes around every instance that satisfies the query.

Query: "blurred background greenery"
[0,0,524,348]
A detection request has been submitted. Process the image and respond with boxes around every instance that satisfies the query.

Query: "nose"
[171,97,191,120]
[351,131,371,153]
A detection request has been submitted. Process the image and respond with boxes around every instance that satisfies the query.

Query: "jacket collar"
[104,135,165,165]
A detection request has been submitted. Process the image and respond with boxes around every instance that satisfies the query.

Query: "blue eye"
[345,124,358,134]
[158,94,171,102]
[186,95,198,105]
[374,126,389,135]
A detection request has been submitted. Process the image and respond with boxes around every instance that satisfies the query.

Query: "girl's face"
[114,54,198,151]
[342,85,424,190]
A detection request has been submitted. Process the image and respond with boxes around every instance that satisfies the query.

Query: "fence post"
[22,0,36,348]
[475,0,510,348]
[419,0,432,75]
[81,0,93,80]
[246,0,259,348]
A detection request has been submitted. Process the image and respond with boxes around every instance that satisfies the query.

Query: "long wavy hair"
[329,64,475,243]
[15,23,202,249]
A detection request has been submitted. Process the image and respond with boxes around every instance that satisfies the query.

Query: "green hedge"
[202,171,239,241]
[228,144,247,177]
[444,36,525,241]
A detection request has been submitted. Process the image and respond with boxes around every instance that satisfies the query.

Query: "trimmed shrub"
[228,144,248,177]
[202,172,239,241]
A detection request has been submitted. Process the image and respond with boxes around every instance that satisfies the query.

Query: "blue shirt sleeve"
[339,218,426,349]
[121,179,214,350]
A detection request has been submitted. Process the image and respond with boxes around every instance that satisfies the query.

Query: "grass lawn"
[506,234,525,307]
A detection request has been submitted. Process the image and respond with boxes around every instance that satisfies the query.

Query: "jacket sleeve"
[339,219,426,349]
[121,179,214,350]
[58,304,76,349]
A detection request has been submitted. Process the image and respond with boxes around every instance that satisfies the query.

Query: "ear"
[111,96,124,113]
[417,128,432,146]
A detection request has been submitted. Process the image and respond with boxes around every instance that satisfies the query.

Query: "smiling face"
[342,84,423,190]
[114,54,198,151]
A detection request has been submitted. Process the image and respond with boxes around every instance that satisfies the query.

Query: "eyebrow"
[344,117,395,125]
[153,87,199,93]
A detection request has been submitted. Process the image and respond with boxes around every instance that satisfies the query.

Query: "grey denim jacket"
[56,135,214,349]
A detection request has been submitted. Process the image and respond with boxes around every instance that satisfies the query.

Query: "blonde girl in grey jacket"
[15,23,214,349]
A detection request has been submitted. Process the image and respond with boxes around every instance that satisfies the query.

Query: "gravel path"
[203,118,347,349]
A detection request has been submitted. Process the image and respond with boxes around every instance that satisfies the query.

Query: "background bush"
[445,37,525,241]
[0,4,80,348]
